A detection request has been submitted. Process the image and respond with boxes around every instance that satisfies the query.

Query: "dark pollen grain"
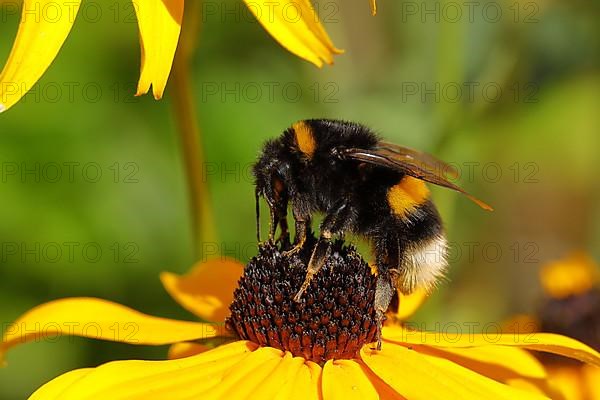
[225,237,378,365]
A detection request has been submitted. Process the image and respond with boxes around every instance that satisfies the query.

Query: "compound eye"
[271,175,286,203]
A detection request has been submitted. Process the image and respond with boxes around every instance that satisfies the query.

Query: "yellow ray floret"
[0,297,217,364]
[0,0,82,113]
[243,0,343,67]
[539,251,599,299]
[132,0,184,99]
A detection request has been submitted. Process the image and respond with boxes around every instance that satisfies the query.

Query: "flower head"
[503,252,600,400]
[3,242,600,399]
[226,239,378,364]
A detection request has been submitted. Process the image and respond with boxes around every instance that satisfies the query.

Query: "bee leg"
[294,199,352,301]
[268,195,289,244]
[374,270,395,350]
[276,213,291,248]
[268,206,278,243]
[293,230,332,302]
[282,218,309,257]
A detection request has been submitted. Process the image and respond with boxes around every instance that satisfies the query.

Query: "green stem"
[170,0,216,258]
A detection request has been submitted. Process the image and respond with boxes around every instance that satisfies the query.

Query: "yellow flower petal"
[0,0,81,113]
[360,343,547,400]
[369,0,377,16]
[428,345,547,380]
[323,359,379,400]
[197,346,284,398]
[357,360,407,400]
[582,365,600,399]
[28,341,257,399]
[131,0,184,99]
[160,258,244,323]
[29,369,92,400]
[539,251,599,299]
[167,341,210,359]
[396,288,428,321]
[416,345,557,397]
[1,297,219,363]
[546,365,585,400]
[290,360,322,400]
[243,0,342,67]
[417,351,549,400]
[250,352,306,399]
[384,326,600,367]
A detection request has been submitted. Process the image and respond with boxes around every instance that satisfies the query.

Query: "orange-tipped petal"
[131,0,184,99]
[0,0,81,113]
[27,341,258,399]
[160,258,244,323]
[242,0,343,67]
[1,297,219,363]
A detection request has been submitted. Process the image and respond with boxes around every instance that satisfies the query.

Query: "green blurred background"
[0,0,599,397]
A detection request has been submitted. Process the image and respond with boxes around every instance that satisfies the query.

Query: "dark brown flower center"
[226,237,378,364]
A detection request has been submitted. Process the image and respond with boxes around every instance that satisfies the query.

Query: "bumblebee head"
[253,140,290,209]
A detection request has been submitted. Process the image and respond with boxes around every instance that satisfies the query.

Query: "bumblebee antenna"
[255,187,261,242]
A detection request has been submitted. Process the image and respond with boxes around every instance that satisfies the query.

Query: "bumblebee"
[253,119,492,348]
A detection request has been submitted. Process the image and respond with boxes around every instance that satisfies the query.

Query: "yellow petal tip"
[0,104,6,113]
[369,0,377,15]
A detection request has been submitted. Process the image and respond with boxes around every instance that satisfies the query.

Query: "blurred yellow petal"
[323,359,379,400]
[160,258,244,322]
[0,0,81,113]
[396,288,428,321]
[546,365,585,400]
[539,251,599,299]
[501,314,540,334]
[384,326,600,367]
[360,344,547,400]
[28,341,257,400]
[29,369,92,400]
[243,0,342,67]
[582,365,600,399]
[1,297,218,363]
[369,0,377,16]
[132,0,184,99]
[503,378,554,397]
[167,341,210,359]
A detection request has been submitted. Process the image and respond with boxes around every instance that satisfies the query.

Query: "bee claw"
[282,245,302,257]
[293,292,303,303]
